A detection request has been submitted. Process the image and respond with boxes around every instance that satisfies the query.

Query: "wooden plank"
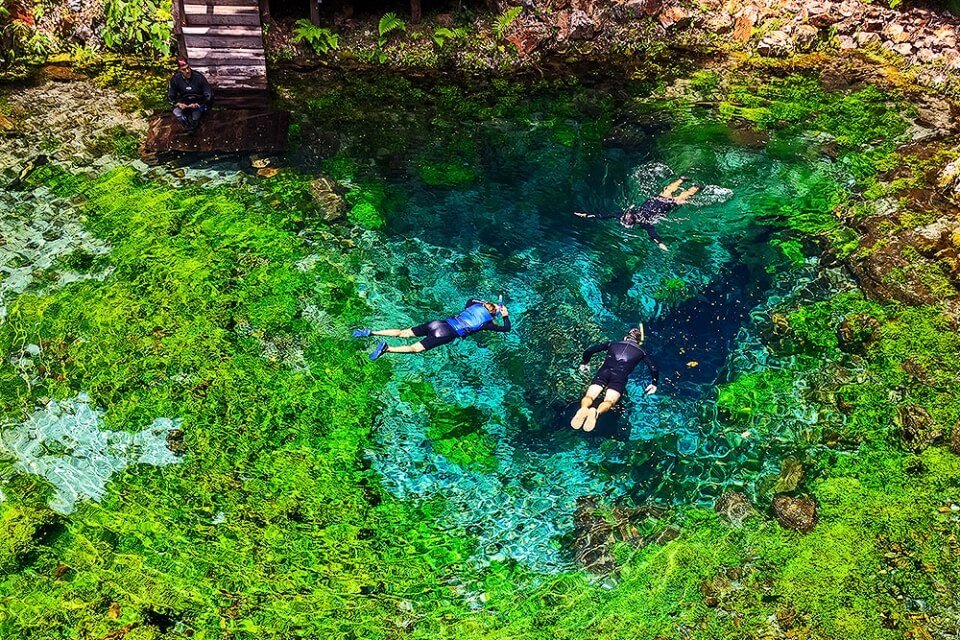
[183,13,261,26]
[202,80,269,91]
[197,75,268,88]
[188,46,263,57]
[182,4,258,16]
[195,64,267,74]
[182,0,258,6]
[195,71,267,86]
[188,62,266,72]
[182,24,262,36]
[183,34,263,48]
[142,108,289,156]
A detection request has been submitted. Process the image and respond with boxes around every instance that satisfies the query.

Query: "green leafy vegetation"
[433,26,468,49]
[102,0,173,57]
[0,0,54,64]
[0,165,480,638]
[376,11,406,63]
[493,6,523,41]
[291,19,339,55]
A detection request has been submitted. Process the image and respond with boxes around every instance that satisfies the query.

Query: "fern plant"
[432,27,467,49]
[378,12,406,41]
[376,12,406,63]
[493,6,523,40]
[291,19,339,55]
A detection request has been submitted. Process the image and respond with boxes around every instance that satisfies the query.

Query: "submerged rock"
[309,176,347,222]
[773,457,804,493]
[715,491,756,527]
[571,496,617,574]
[570,497,669,574]
[772,495,817,533]
[837,313,880,354]
[897,404,943,452]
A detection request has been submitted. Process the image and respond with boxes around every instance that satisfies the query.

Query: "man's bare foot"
[582,408,599,432]
[571,406,591,429]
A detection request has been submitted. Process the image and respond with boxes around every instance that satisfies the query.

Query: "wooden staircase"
[173,0,268,96]
[142,0,288,159]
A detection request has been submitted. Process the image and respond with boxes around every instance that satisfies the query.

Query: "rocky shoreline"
[502,0,960,92]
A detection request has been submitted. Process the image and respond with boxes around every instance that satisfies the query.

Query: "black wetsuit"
[412,299,511,350]
[581,340,659,394]
[587,196,679,245]
[167,70,214,130]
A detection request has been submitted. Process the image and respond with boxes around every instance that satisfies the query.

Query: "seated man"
[574,177,699,251]
[353,299,511,360]
[572,326,658,432]
[167,58,213,133]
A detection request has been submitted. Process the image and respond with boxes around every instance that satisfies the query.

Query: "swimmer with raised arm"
[353,298,511,360]
[572,327,659,432]
[574,177,699,251]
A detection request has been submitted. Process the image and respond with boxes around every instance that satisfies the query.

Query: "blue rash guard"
[411,299,511,351]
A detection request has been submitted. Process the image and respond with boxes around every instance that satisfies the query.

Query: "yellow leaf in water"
[687,361,699,367]
[257,167,279,178]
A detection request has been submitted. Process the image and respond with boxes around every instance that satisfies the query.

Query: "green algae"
[418,159,478,188]
[3,65,960,640]
[0,166,481,638]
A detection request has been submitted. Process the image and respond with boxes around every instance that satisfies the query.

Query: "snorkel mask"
[625,324,645,345]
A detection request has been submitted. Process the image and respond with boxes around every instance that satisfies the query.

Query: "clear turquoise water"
[292,78,852,571]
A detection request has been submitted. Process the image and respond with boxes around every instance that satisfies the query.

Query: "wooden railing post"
[172,0,187,57]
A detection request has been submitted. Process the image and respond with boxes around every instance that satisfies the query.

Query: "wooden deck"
[142,109,289,157]
[173,0,267,92]
[143,0,287,159]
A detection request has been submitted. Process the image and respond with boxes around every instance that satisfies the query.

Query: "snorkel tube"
[497,294,504,317]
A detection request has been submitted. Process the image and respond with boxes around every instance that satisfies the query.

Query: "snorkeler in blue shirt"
[574,177,699,251]
[353,299,511,360]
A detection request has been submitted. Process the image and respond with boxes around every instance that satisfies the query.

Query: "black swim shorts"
[591,366,629,394]
[412,320,458,351]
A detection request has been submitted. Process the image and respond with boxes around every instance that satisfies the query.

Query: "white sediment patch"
[0,393,182,514]
[0,186,112,318]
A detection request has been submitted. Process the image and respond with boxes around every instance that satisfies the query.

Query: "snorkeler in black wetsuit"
[571,327,659,432]
[574,177,700,251]
[353,298,511,360]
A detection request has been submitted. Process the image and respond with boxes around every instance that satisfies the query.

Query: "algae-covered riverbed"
[3,63,960,639]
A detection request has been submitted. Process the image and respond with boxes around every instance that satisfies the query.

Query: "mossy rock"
[426,404,498,472]
[309,176,347,222]
[418,160,477,189]
[0,504,61,574]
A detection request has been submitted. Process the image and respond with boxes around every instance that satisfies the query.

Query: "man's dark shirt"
[167,70,213,107]
[581,340,659,385]
[589,196,679,244]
